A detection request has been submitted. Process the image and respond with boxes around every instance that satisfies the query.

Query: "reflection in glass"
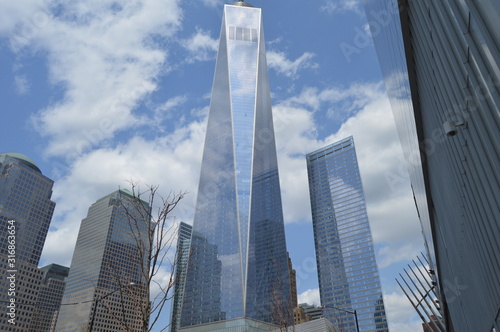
[307,137,388,332]
[178,3,291,329]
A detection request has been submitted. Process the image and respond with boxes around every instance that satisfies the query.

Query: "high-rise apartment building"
[0,152,56,331]
[29,264,69,332]
[363,0,500,330]
[306,137,388,332]
[55,190,150,331]
[175,1,292,330]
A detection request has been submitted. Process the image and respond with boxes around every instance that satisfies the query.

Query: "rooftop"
[231,0,253,7]
[0,152,41,173]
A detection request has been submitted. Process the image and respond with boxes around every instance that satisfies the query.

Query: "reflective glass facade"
[363,0,500,330]
[306,137,388,332]
[56,190,150,332]
[0,153,56,331]
[0,153,55,265]
[177,2,291,329]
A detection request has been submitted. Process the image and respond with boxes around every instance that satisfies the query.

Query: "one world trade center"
[175,1,292,331]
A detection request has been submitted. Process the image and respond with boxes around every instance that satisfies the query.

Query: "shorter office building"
[56,190,150,332]
[294,306,311,325]
[298,303,323,321]
[29,264,69,332]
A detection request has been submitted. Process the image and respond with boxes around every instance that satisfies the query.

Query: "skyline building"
[55,190,150,332]
[29,263,69,332]
[175,1,292,330]
[363,0,500,330]
[298,303,323,321]
[306,137,388,332]
[0,152,56,331]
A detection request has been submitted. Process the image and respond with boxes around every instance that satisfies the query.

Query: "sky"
[0,0,425,330]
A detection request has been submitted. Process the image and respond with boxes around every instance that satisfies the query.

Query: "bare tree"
[270,277,295,332]
[268,257,295,332]
[113,182,187,332]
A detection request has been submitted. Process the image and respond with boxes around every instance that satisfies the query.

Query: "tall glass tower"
[306,137,388,332]
[177,1,291,330]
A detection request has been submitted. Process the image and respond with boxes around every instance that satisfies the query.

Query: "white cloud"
[384,291,423,332]
[150,265,174,301]
[320,0,363,16]
[297,284,424,330]
[41,119,206,266]
[298,288,321,306]
[180,28,218,63]
[0,0,52,50]
[325,89,424,256]
[200,0,221,8]
[19,0,183,157]
[272,82,423,269]
[150,95,189,131]
[14,75,30,95]
[267,51,318,79]
[279,82,384,119]
[272,105,317,223]
[377,242,422,269]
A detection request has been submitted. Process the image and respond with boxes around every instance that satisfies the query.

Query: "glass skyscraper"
[363,0,500,330]
[56,190,150,331]
[0,152,56,331]
[176,1,292,330]
[306,137,388,332]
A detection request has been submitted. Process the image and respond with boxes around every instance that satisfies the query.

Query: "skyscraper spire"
[232,0,253,7]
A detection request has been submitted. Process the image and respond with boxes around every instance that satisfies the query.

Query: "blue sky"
[1,0,425,330]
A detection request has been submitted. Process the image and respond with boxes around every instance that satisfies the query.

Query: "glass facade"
[0,153,56,331]
[56,190,150,332]
[0,153,55,265]
[362,0,436,285]
[177,2,291,329]
[364,0,500,330]
[306,137,388,332]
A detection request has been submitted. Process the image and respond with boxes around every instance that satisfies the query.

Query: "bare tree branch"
[110,181,187,331]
